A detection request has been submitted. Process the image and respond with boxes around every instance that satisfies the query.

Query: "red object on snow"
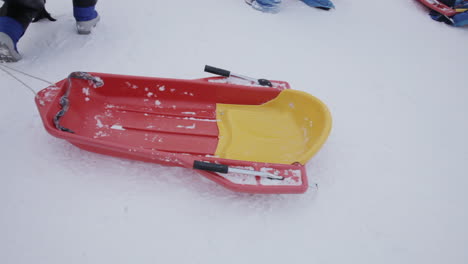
[417,0,459,16]
[35,72,328,194]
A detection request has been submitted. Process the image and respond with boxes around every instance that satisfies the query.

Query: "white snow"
[94,115,104,128]
[82,87,90,96]
[184,117,218,122]
[37,86,60,106]
[1,0,468,264]
[105,104,117,109]
[126,81,138,89]
[110,125,125,131]
[176,123,196,129]
[94,131,109,138]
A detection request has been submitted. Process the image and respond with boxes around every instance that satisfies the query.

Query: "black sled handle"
[193,160,284,180]
[204,65,231,77]
[193,160,229,173]
[257,79,273,87]
[204,65,273,87]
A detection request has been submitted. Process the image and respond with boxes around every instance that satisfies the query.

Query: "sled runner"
[35,67,332,194]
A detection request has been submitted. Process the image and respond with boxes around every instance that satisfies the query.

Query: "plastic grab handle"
[258,79,273,87]
[193,161,229,173]
[204,65,231,77]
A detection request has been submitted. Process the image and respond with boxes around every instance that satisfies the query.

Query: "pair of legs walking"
[0,0,99,62]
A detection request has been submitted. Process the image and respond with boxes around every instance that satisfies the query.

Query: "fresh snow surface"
[1,0,468,263]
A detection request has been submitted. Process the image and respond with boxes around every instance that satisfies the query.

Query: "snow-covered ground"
[1,0,468,263]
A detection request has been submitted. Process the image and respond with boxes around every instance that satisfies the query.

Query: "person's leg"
[1,0,45,29]
[0,0,45,62]
[453,11,468,26]
[73,0,99,34]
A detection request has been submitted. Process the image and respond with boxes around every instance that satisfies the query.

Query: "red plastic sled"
[417,0,460,16]
[35,71,331,194]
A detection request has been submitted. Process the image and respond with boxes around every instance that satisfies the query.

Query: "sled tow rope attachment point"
[54,72,104,133]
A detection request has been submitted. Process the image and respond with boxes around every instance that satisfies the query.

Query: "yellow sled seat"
[215,89,332,165]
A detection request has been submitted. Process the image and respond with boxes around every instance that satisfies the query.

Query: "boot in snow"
[74,6,100,34]
[245,0,282,14]
[0,17,24,62]
[301,0,335,10]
